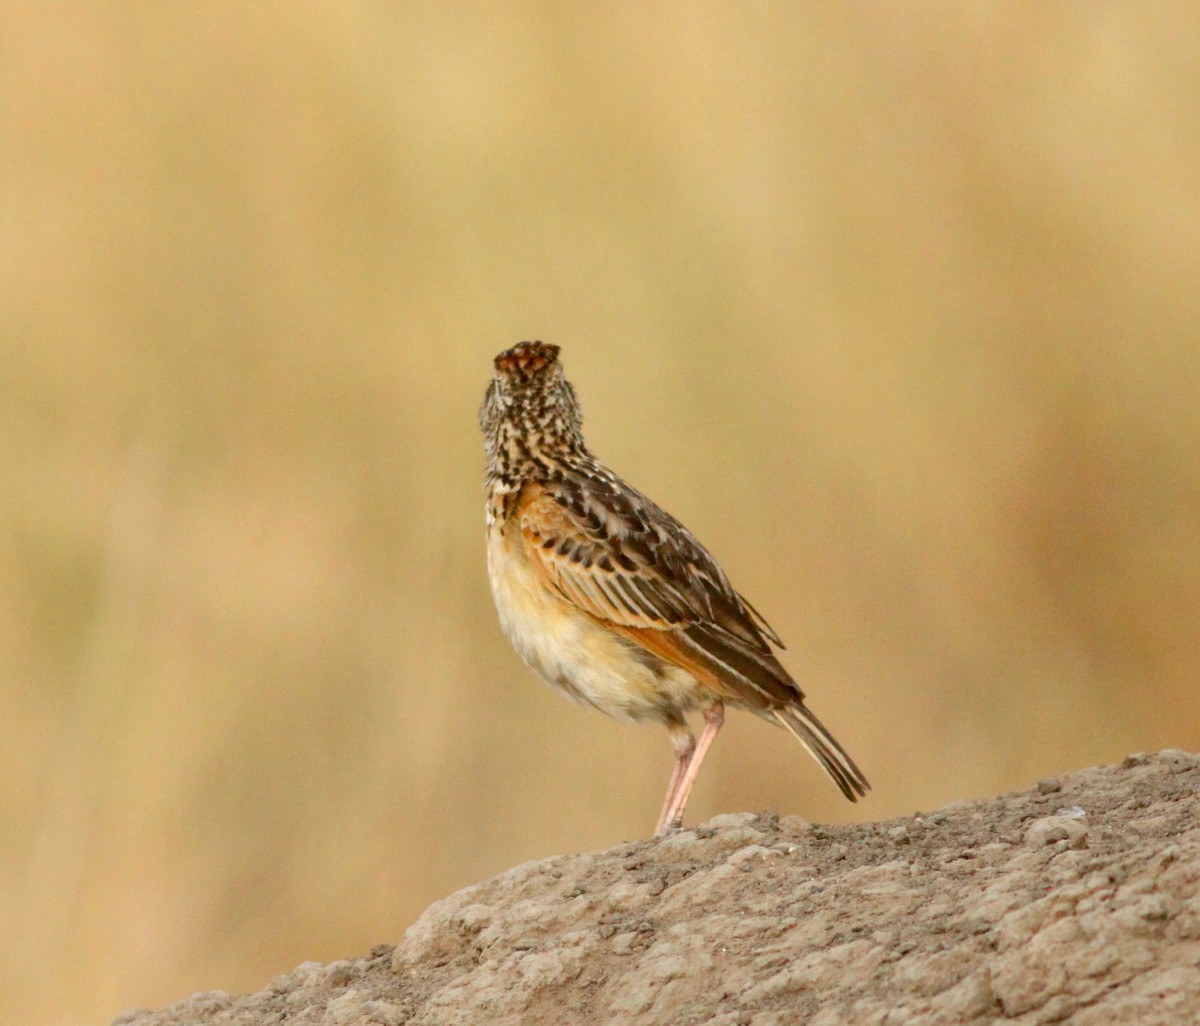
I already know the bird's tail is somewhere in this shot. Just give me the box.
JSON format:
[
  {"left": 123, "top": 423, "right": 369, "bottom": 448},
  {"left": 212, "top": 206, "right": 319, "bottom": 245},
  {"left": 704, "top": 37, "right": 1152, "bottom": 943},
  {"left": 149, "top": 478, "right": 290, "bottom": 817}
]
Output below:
[{"left": 771, "top": 704, "right": 870, "bottom": 802}]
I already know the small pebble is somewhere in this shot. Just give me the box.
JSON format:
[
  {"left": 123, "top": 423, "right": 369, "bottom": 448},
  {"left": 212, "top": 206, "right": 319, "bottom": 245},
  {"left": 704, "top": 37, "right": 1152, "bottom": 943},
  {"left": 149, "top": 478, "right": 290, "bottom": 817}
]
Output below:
[
  {"left": 186, "top": 992, "right": 231, "bottom": 1013},
  {"left": 654, "top": 831, "right": 700, "bottom": 854},
  {"left": 321, "top": 962, "right": 354, "bottom": 990},
  {"left": 1160, "top": 749, "right": 1198, "bottom": 773},
  {"left": 728, "top": 844, "right": 776, "bottom": 869},
  {"left": 702, "top": 811, "right": 762, "bottom": 831},
  {"left": 611, "top": 932, "right": 637, "bottom": 955},
  {"left": 1024, "top": 815, "right": 1088, "bottom": 849}
]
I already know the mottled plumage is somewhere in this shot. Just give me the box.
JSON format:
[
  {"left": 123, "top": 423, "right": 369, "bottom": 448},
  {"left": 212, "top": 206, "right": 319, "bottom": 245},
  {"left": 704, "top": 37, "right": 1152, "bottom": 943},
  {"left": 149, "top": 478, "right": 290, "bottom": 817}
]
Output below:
[{"left": 481, "top": 341, "right": 868, "bottom": 834}]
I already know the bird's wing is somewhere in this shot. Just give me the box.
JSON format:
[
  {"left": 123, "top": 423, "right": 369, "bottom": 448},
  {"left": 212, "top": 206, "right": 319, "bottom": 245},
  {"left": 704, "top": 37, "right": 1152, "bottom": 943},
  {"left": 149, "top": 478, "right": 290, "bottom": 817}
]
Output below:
[
  {"left": 516, "top": 479, "right": 799, "bottom": 708},
  {"left": 515, "top": 479, "right": 770, "bottom": 638}
]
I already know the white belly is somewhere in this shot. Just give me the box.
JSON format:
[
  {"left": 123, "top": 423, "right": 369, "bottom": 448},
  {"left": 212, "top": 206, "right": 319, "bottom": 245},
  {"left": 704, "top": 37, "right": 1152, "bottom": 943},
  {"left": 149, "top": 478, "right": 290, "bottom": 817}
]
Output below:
[{"left": 486, "top": 522, "right": 700, "bottom": 722}]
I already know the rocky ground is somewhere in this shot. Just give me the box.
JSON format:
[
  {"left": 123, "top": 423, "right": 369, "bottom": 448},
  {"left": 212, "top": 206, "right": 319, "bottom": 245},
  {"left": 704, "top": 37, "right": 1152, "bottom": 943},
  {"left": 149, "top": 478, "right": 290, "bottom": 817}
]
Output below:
[{"left": 115, "top": 751, "right": 1200, "bottom": 1025}]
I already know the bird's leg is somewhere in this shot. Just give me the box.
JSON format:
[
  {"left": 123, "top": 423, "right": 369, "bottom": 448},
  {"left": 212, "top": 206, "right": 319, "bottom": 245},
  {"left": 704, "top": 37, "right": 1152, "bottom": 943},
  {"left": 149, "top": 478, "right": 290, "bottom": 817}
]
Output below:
[
  {"left": 655, "top": 719, "right": 696, "bottom": 836},
  {"left": 657, "top": 701, "right": 725, "bottom": 835}
]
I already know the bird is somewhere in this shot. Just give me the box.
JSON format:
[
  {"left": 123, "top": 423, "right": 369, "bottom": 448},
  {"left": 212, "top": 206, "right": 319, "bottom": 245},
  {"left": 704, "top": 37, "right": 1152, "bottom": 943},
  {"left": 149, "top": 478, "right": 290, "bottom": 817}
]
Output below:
[{"left": 479, "top": 341, "right": 868, "bottom": 835}]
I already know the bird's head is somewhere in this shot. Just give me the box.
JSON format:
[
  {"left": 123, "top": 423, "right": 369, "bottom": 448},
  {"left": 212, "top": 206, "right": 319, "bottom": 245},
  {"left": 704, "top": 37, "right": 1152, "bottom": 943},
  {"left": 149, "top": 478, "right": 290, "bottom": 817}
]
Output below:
[{"left": 480, "top": 342, "right": 586, "bottom": 471}]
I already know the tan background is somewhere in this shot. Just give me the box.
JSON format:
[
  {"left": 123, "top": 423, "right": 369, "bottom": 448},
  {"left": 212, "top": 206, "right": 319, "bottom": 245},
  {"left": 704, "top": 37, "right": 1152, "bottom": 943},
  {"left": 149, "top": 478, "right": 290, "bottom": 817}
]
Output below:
[{"left": 4, "top": 5, "right": 1199, "bottom": 1024}]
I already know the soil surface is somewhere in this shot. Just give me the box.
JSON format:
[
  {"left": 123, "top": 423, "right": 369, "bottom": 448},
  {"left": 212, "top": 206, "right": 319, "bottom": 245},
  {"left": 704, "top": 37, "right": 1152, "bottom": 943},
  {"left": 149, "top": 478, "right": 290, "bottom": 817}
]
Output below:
[{"left": 114, "top": 751, "right": 1200, "bottom": 1025}]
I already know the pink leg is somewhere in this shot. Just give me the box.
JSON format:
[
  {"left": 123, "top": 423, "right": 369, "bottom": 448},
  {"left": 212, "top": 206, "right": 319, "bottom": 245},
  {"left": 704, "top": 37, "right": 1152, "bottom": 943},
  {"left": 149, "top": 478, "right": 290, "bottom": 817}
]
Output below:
[
  {"left": 655, "top": 720, "right": 696, "bottom": 835},
  {"left": 657, "top": 702, "right": 725, "bottom": 835}
]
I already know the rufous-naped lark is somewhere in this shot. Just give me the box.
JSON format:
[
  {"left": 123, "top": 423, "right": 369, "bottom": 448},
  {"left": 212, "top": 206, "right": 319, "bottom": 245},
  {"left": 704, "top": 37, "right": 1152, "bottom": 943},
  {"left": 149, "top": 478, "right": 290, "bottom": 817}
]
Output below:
[{"left": 480, "top": 341, "right": 868, "bottom": 835}]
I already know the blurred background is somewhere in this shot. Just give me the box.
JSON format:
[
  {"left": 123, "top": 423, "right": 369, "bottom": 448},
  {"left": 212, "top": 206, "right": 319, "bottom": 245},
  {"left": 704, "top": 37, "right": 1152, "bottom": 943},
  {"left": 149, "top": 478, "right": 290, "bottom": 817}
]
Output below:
[{"left": 3, "top": 3, "right": 1199, "bottom": 1023}]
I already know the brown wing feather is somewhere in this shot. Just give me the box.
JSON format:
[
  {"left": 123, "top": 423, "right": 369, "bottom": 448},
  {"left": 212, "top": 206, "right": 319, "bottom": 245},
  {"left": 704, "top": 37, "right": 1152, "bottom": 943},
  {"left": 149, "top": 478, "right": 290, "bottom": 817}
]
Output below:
[
  {"left": 517, "top": 482, "right": 801, "bottom": 712},
  {"left": 518, "top": 485, "right": 696, "bottom": 630}
]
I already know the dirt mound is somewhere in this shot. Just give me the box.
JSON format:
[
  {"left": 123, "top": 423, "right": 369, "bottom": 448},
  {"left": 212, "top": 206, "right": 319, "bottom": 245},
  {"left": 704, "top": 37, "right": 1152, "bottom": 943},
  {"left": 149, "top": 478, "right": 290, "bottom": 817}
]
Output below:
[{"left": 114, "top": 751, "right": 1200, "bottom": 1025}]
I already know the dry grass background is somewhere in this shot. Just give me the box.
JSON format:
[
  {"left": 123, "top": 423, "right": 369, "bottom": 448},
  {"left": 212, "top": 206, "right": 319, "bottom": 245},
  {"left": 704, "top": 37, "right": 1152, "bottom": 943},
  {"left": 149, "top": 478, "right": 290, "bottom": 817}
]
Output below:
[{"left": 3, "top": 4, "right": 1199, "bottom": 1024}]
